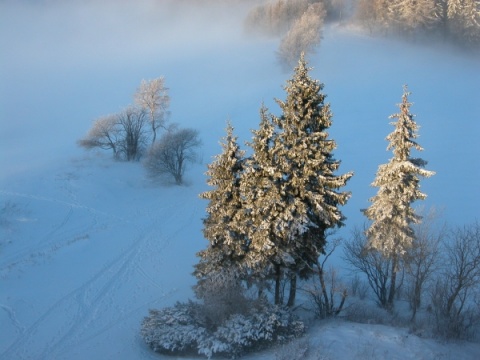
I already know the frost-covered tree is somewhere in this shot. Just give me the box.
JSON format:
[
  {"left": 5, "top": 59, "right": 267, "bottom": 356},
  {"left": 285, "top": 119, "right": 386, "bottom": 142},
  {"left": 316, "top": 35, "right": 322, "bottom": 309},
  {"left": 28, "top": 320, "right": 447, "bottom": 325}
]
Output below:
[
  {"left": 357, "top": 0, "right": 441, "bottom": 35},
  {"left": 363, "top": 86, "right": 435, "bottom": 309},
  {"left": 134, "top": 77, "right": 170, "bottom": 144},
  {"left": 382, "top": 0, "right": 397, "bottom": 29},
  {"left": 79, "top": 107, "right": 148, "bottom": 161},
  {"left": 78, "top": 114, "right": 120, "bottom": 158},
  {"left": 194, "top": 123, "right": 247, "bottom": 284},
  {"left": 277, "top": 3, "right": 326, "bottom": 70},
  {"left": 244, "top": 0, "right": 314, "bottom": 37},
  {"left": 391, "top": 0, "right": 438, "bottom": 34},
  {"left": 449, "top": 0, "right": 480, "bottom": 45},
  {"left": 243, "top": 55, "right": 353, "bottom": 306}
]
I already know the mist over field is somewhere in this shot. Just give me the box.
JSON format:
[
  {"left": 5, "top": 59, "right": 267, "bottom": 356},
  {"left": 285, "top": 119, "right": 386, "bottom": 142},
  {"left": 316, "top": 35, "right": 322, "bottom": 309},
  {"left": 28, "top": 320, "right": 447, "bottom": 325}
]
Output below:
[
  {"left": 1, "top": 0, "right": 479, "bottom": 359},
  {"left": 0, "top": 0, "right": 270, "bottom": 173},
  {"left": 2, "top": 0, "right": 478, "bottom": 225}
]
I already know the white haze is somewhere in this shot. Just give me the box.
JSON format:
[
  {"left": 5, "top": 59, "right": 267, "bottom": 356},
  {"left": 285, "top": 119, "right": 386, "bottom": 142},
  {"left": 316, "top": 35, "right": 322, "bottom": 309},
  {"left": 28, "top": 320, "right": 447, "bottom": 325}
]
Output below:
[
  {"left": 0, "top": 0, "right": 479, "bottom": 358},
  {"left": 0, "top": 0, "right": 274, "bottom": 175}
]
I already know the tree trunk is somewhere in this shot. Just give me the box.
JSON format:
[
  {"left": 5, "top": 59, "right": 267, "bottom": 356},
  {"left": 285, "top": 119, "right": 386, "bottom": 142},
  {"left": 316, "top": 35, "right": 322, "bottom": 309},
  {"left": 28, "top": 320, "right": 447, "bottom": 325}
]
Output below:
[
  {"left": 287, "top": 273, "right": 297, "bottom": 307},
  {"left": 151, "top": 110, "right": 157, "bottom": 145},
  {"left": 410, "top": 280, "right": 421, "bottom": 321},
  {"left": 274, "top": 264, "right": 282, "bottom": 305},
  {"left": 317, "top": 261, "right": 330, "bottom": 313},
  {"left": 387, "top": 255, "right": 398, "bottom": 309}
]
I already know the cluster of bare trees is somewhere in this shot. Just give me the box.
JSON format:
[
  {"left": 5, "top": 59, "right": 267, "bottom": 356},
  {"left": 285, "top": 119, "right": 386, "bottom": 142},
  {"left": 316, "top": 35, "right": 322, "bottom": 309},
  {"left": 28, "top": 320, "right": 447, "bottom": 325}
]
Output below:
[
  {"left": 355, "top": 0, "right": 480, "bottom": 46},
  {"left": 344, "top": 217, "right": 480, "bottom": 339},
  {"left": 78, "top": 77, "right": 201, "bottom": 185}
]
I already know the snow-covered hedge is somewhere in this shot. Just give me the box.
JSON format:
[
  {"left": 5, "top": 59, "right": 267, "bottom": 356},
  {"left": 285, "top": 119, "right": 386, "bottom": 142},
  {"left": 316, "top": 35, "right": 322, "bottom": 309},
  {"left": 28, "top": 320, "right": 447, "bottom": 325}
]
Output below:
[{"left": 141, "top": 300, "right": 305, "bottom": 358}]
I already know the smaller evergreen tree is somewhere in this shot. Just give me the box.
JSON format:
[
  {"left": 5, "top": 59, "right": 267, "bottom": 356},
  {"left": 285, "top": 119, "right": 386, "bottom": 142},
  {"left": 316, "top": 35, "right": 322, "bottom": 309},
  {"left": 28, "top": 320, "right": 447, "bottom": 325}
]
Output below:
[
  {"left": 363, "top": 86, "right": 435, "bottom": 309},
  {"left": 194, "top": 123, "right": 247, "bottom": 288},
  {"left": 240, "top": 105, "right": 286, "bottom": 302}
]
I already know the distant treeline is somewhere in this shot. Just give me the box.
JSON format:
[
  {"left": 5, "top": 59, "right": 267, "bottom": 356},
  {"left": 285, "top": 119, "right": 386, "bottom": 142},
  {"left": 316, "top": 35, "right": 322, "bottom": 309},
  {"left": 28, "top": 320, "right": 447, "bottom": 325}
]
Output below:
[
  {"left": 243, "top": 0, "right": 479, "bottom": 64},
  {"left": 356, "top": 0, "right": 480, "bottom": 46}
]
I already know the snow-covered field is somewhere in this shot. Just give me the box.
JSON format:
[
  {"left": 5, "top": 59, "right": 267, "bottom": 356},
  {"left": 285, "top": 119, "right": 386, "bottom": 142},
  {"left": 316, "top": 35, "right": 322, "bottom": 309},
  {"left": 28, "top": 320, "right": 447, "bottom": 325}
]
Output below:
[{"left": 1, "top": 1, "right": 479, "bottom": 359}]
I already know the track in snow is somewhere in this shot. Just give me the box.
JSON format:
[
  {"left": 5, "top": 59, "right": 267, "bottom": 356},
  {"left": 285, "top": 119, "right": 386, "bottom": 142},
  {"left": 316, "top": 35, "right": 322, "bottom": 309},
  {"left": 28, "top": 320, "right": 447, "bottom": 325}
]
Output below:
[{"left": 0, "top": 164, "right": 202, "bottom": 359}]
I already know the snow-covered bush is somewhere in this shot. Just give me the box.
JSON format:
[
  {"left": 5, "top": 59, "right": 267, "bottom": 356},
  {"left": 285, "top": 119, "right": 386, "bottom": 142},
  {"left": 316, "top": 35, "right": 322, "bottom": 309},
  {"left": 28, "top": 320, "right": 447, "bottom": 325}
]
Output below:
[
  {"left": 141, "top": 300, "right": 305, "bottom": 358},
  {"left": 141, "top": 301, "right": 207, "bottom": 355}
]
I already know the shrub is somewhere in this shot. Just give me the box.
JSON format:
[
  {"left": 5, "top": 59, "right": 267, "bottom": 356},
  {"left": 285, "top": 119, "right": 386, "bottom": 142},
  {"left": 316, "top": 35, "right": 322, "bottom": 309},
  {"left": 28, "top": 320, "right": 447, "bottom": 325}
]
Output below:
[{"left": 141, "top": 300, "right": 305, "bottom": 358}]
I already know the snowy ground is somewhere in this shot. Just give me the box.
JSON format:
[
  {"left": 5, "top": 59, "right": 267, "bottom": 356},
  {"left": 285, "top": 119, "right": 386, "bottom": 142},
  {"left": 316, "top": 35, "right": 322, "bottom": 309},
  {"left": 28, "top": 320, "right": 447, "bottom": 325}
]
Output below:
[
  {"left": 1, "top": 1, "right": 479, "bottom": 359},
  {"left": 2, "top": 155, "right": 480, "bottom": 360},
  {"left": 0, "top": 155, "right": 204, "bottom": 359}
]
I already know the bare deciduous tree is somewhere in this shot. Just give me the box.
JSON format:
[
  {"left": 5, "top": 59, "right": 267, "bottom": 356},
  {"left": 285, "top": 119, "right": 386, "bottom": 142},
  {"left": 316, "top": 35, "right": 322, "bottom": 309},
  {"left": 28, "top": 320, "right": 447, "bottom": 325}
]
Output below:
[
  {"left": 79, "top": 107, "right": 148, "bottom": 161},
  {"left": 134, "top": 77, "right": 170, "bottom": 144},
  {"left": 303, "top": 237, "right": 347, "bottom": 318},
  {"left": 116, "top": 107, "right": 148, "bottom": 161},
  {"left": 405, "top": 208, "right": 443, "bottom": 321},
  {"left": 145, "top": 128, "right": 201, "bottom": 185},
  {"left": 78, "top": 114, "right": 120, "bottom": 158},
  {"left": 343, "top": 227, "right": 405, "bottom": 308}
]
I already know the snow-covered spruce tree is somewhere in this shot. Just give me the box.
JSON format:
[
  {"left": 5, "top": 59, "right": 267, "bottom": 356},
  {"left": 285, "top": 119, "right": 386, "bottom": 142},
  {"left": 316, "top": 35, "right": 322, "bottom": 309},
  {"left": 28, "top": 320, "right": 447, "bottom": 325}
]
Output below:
[
  {"left": 362, "top": 86, "right": 435, "bottom": 309},
  {"left": 240, "top": 105, "right": 286, "bottom": 302},
  {"left": 194, "top": 122, "right": 247, "bottom": 292},
  {"left": 243, "top": 55, "right": 353, "bottom": 307}
]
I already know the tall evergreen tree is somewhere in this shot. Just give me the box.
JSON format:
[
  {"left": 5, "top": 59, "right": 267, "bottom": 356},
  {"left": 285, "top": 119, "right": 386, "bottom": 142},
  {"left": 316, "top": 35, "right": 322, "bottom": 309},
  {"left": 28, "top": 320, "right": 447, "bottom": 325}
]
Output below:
[
  {"left": 243, "top": 55, "right": 353, "bottom": 306},
  {"left": 194, "top": 123, "right": 247, "bottom": 286},
  {"left": 363, "top": 86, "right": 435, "bottom": 309}
]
